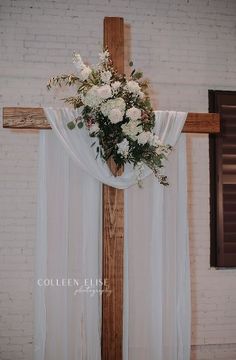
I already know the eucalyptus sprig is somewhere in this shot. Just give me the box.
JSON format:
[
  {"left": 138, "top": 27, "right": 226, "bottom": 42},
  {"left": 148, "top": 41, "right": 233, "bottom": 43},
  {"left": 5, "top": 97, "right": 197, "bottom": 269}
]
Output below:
[{"left": 47, "top": 50, "right": 172, "bottom": 185}]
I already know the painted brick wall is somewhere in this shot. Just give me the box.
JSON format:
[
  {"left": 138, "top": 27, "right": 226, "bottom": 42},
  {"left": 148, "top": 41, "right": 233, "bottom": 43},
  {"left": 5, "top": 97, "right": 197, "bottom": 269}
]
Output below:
[{"left": 0, "top": 0, "right": 236, "bottom": 359}]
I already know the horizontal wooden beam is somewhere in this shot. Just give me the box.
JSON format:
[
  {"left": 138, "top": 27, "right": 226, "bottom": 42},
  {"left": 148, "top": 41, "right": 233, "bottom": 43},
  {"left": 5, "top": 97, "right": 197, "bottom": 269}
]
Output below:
[
  {"left": 3, "top": 107, "right": 50, "bottom": 129},
  {"left": 2, "top": 107, "right": 220, "bottom": 133},
  {"left": 182, "top": 112, "right": 220, "bottom": 133}
]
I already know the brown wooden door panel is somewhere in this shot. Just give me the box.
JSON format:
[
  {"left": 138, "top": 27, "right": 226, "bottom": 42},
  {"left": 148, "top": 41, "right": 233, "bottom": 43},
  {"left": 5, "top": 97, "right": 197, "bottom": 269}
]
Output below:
[{"left": 209, "top": 90, "right": 236, "bottom": 267}]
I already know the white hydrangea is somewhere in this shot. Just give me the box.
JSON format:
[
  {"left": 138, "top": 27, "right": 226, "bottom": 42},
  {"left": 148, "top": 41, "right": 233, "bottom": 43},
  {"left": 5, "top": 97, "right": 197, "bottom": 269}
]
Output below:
[
  {"left": 89, "top": 123, "right": 100, "bottom": 134},
  {"left": 149, "top": 134, "right": 161, "bottom": 147},
  {"left": 100, "top": 98, "right": 126, "bottom": 117},
  {"left": 97, "top": 85, "right": 112, "bottom": 99},
  {"left": 108, "top": 108, "right": 124, "bottom": 124},
  {"left": 111, "top": 81, "right": 121, "bottom": 92},
  {"left": 126, "top": 106, "right": 141, "bottom": 121},
  {"left": 137, "top": 131, "right": 152, "bottom": 145},
  {"left": 83, "top": 86, "right": 102, "bottom": 108},
  {"left": 125, "top": 80, "right": 141, "bottom": 94},
  {"left": 117, "top": 138, "right": 130, "bottom": 158},
  {"left": 79, "top": 66, "right": 92, "bottom": 81},
  {"left": 121, "top": 120, "right": 140, "bottom": 139},
  {"left": 101, "top": 70, "right": 112, "bottom": 84}
]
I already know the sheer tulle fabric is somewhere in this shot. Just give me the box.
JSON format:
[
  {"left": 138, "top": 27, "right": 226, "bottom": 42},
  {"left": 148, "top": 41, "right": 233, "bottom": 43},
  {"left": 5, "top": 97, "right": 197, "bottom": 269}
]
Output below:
[
  {"left": 35, "top": 109, "right": 190, "bottom": 360},
  {"left": 124, "top": 135, "right": 190, "bottom": 360},
  {"left": 35, "top": 133, "right": 102, "bottom": 360},
  {"left": 43, "top": 108, "right": 187, "bottom": 189}
]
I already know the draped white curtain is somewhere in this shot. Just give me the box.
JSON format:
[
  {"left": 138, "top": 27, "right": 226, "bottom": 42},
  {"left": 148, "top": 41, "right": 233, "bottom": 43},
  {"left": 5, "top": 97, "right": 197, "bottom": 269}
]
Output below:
[
  {"left": 43, "top": 108, "right": 186, "bottom": 189},
  {"left": 35, "top": 109, "right": 190, "bottom": 360},
  {"left": 35, "top": 132, "right": 102, "bottom": 360},
  {"left": 124, "top": 135, "right": 190, "bottom": 360}
]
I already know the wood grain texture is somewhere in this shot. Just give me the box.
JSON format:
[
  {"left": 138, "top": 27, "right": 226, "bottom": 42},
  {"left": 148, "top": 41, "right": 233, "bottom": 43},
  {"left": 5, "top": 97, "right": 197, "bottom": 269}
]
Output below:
[
  {"left": 3, "top": 108, "right": 220, "bottom": 133},
  {"left": 3, "top": 107, "right": 51, "bottom": 129},
  {"left": 104, "top": 17, "right": 124, "bottom": 75},
  {"left": 102, "top": 17, "right": 124, "bottom": 360},
  {"left": 182, "top": 112, "right": 220, "bottom": 133},
  {"left": 102, "top": 185, "right": 124, "bottom": 360}
]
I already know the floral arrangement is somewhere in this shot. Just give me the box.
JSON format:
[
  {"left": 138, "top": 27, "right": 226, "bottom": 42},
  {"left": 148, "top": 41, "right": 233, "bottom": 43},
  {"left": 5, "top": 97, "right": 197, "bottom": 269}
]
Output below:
[{"left": 47, "top": 50, "right": 172, "bottom": 185}]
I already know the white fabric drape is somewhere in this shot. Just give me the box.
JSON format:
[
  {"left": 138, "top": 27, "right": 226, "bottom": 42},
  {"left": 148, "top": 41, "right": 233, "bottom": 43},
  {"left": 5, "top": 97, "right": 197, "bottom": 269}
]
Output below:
[
  {"left": 123, "top": 135, "right": 190, "bottom": 360},
  {"left": 35, "top": 131, "right": 102, "bottom": 360},
  {"left": 35, "top": 109, "right": 190, "bottom": 360},
  {"left": 43, "top": 108, "right": 187, "bottom": 188}
]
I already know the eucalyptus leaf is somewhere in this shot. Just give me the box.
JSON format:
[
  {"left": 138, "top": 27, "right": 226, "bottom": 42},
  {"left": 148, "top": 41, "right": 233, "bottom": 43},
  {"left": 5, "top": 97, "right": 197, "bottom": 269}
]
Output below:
[
  {"left": 133, "top": 71, "right": 143, "bottom": 80},
  {"left": 67, "top": 121, "right": 76, "bottom": 130},
  {"left": 77, "top": 122, "right": 84, "bottom": 129}
]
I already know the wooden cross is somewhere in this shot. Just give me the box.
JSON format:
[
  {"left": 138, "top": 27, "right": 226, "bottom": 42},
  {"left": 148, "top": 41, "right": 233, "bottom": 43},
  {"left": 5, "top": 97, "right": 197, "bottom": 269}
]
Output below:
[{"left": 2, "top": 17, "right": 220, "bottom": 360}]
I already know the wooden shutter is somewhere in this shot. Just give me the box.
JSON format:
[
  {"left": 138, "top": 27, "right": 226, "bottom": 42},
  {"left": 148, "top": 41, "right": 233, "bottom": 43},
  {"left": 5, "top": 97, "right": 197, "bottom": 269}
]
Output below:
[{"left": 209, "top": 91, "right": 236, "bottom": 267}]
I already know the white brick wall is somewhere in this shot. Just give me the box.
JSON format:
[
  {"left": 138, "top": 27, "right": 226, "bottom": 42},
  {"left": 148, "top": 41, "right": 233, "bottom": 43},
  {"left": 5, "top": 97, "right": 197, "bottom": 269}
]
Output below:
[{"left": 0, "top": 0, "right": 236, "bottom": 359}]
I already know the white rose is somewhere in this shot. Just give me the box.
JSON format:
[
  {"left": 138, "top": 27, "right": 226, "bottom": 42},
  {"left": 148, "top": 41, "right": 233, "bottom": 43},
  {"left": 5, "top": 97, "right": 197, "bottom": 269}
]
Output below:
[
  {"left": 101, "top": 71, "right": 112, "bottom": 84},
  {"left": 126, "top": 107, "right": 141, "bottom": 121},
  {"left": 100, "top": 101, "right": 111, "bottom": 117},
  {"left": 89, "top": 123, "right": 100, "bottom": 134},
  {"left": 125, "top": 80, "right": 141, "bottom": 94},
  {"left": 137, "top": 131, "right": 152, "bottom": 145},
  {"left": 111, "top": 81, "right": 121, "bottom": 92},
  {"left": 117, "top": 138, "right": 130, "bottom": 158},
  {"left": 122, "top": 120, "right": 140, "bottom": 139},
  {"left": 108, "top": 108, "right": 124, "bottom": 124},
  {"left": 97, "top": 85, "right": 112, "bottom": 99},
  {"left": 79, "top": 66, "right": 92, "bottom": 81}
]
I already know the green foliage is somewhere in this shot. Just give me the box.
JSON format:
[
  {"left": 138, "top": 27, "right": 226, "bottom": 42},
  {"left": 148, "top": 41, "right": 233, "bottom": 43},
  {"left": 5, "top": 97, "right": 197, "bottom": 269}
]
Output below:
[
  {"left": 132, "top": 71, "right": 143, "bottom": 80},
  {"left": 67, "top": 121, "right": 76, "bottom": 130},
  {"left": 47, "top": 50, "right": 172, "bottom": 186},
  {"left": 77, "top": 122, "right": 83, "bottom": 129},
  {"left": 47, "top": 74, "right": 81, "bottom": 90}
]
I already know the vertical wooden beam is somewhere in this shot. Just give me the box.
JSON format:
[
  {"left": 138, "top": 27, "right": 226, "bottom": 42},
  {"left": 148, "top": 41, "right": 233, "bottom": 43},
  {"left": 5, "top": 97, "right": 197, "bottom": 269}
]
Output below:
[
  {"left": 104, "top": 17, "right": 124, "bottom": 76},
  {"left": 102, "top": 17, "right": 124, "bottom": 360}
]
